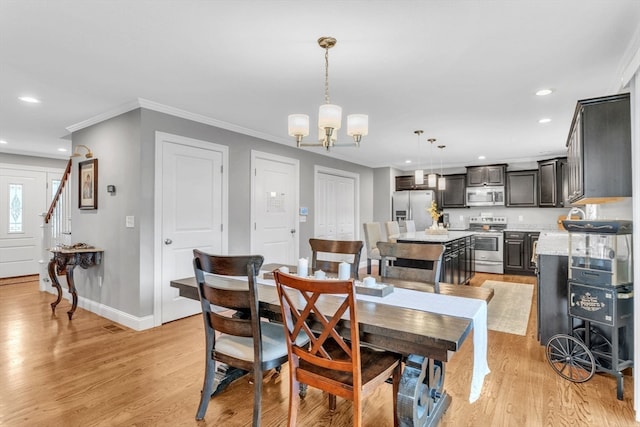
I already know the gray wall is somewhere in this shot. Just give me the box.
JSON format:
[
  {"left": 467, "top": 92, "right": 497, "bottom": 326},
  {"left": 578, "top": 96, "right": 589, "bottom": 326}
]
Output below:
[
  {"left": 71, "top": 110, "right": 143, "bottom": 315},
  {"left": 71, "top": 108, "right": 375, "bottom": 318},
  {"left": 0, "top": 153, "right": 67, "bottom": 169}
]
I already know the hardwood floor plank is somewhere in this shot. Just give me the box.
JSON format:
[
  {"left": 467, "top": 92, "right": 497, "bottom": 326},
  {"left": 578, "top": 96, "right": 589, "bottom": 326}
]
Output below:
[{"left": 0, "top": 272, "right": 636, "bottom": 426}]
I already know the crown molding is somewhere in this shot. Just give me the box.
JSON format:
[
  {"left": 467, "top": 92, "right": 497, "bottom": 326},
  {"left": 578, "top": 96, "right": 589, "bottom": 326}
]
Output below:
[{"left": 66, "top": 98, "right": 290, "bottom": 146}]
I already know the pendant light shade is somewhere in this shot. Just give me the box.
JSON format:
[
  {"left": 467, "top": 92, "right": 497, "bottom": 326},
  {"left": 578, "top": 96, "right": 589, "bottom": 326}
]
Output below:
[{"left": 427, "top": 173, "right": 437, "bottom": 188}]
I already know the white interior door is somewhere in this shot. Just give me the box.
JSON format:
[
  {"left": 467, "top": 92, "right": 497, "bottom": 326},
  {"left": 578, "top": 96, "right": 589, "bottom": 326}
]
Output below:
[
  {"left": 158, "top": 133, "right": 227, "bottom": 323},
  {"left": 251, "top": 151, "right": 299, "bottom": 265},
  {"left": 314, "top": 166, "right": 359, "bottom": 241},
  {"left": 0, "top": 168, "right": 47, "bottom": 278}
]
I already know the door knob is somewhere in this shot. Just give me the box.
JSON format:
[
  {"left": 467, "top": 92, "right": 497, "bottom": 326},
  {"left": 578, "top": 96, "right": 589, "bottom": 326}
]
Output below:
[
  {"left": 164, "top": 238, "right": 173, "bottom": 245},
  {"left": 290, "top": 229, "right": 296, "bottom": 235}
]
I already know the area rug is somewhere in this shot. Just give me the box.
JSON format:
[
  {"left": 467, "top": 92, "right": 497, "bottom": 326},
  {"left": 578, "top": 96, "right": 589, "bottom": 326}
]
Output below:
[{"left": 480, "top": 280, "right": 534, "bottom": 336}]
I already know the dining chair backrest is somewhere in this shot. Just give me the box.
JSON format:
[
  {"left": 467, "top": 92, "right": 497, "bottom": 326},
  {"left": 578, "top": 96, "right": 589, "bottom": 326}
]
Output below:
[
  {"left": 377, "top": 242, "right": 445, "bottom": 293},
  {"left": 404, "top": 220, "right": 416, "bottom": 233},
  {"left": 193, "top": 249, "right": 290, "bottom": 424},
  {"left": 309, "top": 238, "right": 363, "bottom": 280},
  {"left": 272, "top": 270, "right": 401, "bottom": 426},
  {"left": 362, "top": 223, "right": 384, "bottom": 274},
  {"left": 385, "top": 221, "right": 400, "bottom": 240}
]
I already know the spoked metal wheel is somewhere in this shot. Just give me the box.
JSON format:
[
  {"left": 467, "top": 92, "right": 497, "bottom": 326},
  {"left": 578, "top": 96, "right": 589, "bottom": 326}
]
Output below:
[
  {"left": 546, "top": 334, "right": 596, "bottom": 382},
  {"left": 572, "top": 327, "right": 613, "bottom": 370}
]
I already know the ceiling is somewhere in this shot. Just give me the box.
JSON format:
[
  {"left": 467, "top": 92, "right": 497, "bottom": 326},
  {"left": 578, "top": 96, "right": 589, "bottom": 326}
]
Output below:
[{"left": 1, "top": 1, "right": 639, "bottom": 171}]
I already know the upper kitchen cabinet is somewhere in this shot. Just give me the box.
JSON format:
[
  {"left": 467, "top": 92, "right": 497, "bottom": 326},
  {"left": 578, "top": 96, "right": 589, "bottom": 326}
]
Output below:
[
  {"left": 466, "top": 164, "right": 507, "bottom": 187},
  {"left": 439, "top": 174, "right": 466, "bottom": 208},
  {"left": 566, "top": 93, "right": 631, "bottom": 204},
  {"left": 396, "top": 175, "right": 428, "bottom": 191},
  {"left": 538, "top": 157, "right": 567, "bottom": 208},
  {"left": 506, "top": 170, "right": 538, "bottom": 207}
]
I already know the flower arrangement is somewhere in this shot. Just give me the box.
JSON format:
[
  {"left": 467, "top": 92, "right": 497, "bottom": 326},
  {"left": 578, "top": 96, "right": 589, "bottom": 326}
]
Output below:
[{"left": 427, "top": 200, "right": 442, "bottom": 222}]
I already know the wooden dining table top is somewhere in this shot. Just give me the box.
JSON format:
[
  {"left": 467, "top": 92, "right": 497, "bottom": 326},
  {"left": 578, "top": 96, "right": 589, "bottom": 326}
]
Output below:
[{"left": 170, "top": 264, "right": 490, "bottom": 362}]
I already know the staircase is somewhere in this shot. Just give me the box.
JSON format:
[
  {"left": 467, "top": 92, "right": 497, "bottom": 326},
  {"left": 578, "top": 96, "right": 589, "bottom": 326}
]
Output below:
[{"left": 43, "top": 158, "right": 73, "bottom": 250}]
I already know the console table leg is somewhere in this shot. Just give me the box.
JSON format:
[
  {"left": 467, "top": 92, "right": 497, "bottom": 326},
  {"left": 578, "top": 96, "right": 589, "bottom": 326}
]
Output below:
[
  {"left": 48, "top": 259, "right": 63, "bottom": 313},
  {"left": 66, "top": 267, "right": 78, "bottom": 320}
]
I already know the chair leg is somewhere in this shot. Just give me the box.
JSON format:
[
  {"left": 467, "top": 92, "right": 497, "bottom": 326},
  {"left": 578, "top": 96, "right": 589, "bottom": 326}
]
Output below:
[
  {"left": 288, "top": 362, "right": 301, "bottom": 427},
  {"left": 392, "top": 361, "right": 402, "bottom": 427},
  {"left": 195, "top": 355, "right": 216, "bottom": 420},
  {"left": 328, "top": 393, "right": 337, "bottom": 411},
  {"left": 252, "top": 365, "right": 263, "bottom": 427},
  {"left": 367, "top": 258, "right": 372, "bottom": 274}
]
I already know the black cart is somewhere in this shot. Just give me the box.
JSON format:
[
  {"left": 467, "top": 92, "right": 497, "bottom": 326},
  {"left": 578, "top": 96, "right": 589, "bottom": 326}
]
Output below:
[{"left": 545, "top": 220, "right": 633, "bottom": 400}]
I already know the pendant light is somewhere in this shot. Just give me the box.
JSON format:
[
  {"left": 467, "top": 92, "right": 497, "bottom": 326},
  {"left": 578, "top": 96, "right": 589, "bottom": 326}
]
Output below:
[
  {"left": 427, "top": 138, "right": 437, "bottom": 187},
  {"left": 414, "top": 130, "right": 424, "bottom": 185},
  {"left": 437, "top": 145, "right": 446, "bottom": 190}
]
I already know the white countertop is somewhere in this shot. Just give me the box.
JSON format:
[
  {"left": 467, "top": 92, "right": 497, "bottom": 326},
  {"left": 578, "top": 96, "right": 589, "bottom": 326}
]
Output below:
[
  {"left": 535, "top": 230, "right": 569, "bottom": 256},
  {"left": 392, "top": 230, "right": 476, "bottom": 243}
]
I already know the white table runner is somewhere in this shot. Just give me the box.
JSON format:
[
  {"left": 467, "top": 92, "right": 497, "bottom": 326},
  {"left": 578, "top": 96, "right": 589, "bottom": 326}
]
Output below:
[{"left": 256, "top": 273, "right": 489, "bottom": 403}]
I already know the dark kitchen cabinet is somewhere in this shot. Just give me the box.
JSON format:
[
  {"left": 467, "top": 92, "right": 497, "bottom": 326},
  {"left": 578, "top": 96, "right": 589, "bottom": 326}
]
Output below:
[
  {"left": 538, "top": 157, "right": 567, "bottom": 208},
  {"left": 395, "top": 175, "right": 429, "bottom": 191},
  {"left": 439, "top": 236, "right": 474, "bottom": 285},
  {"left": 466, "top": 165, "right": 506, "bottom": 187},
  {"left": 566, "top": 93, "right": 631, "bottom": 204},
  {"left": 506, "top": 170, "right": 538, "bottom": 207},
  {"left": 504, "top": 231, "right": 539, "bottom": 275},
  {"left": 439, "top": 174, "right": 466, "bottom": 208}
]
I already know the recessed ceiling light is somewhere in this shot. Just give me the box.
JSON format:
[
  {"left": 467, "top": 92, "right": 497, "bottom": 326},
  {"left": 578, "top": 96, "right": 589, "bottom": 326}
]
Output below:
[
  {"left": 19, "top": 96, "right": 41, "bottom": 103},
  {"left": 478, "top": 155, "right": 486, "bottom": 160},
  {"left": 535, "top": 89, "right": 553, "bottom": 96},
  {"left": 538, "top": 118, "right": 552, "bottom": 124},
  {"left": 57, "top": 148, "right": 67, "bottom": 152},
  {"left": 405, "top": 160, "right": 412, "bottom": 164},
  {"left": 0, "top": 140, "right": 7, "bottom": 144}
]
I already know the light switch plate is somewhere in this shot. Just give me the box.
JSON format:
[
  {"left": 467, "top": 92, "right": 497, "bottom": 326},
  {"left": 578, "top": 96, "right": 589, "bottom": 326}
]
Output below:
[{"left": 126, "top": 216, "right": 135, "bottom": 228}]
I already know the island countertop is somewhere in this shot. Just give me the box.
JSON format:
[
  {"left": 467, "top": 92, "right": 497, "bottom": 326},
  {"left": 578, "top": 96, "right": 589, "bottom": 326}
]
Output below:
[{"left": 392, "top": 230, "right": 476, "bottom": 243}]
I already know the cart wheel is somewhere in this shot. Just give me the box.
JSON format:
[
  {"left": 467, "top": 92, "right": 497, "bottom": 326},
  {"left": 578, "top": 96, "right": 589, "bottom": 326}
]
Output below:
[
  {"left": 546, "top": 334, "right": 595, "bottom": 383},
  {"left": 572, "top": 327, "right": 613, "bottom": 370}
]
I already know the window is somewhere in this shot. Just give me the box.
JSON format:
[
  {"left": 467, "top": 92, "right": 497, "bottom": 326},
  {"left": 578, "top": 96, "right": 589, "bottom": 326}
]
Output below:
[{"left": 9, "top": 184, "right": 23, "bottom": 233}]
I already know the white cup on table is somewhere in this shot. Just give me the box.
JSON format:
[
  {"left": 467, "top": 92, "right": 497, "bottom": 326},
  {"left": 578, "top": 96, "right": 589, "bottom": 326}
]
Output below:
[
  {"left": 314, "top": 270, "right": 326, "bottom": 279},
  {"left": 338, "top": 262, "right": 350, "bottom": 280},
  {"left": 363, "top": 276, "right": 376, "bottom": 287}
]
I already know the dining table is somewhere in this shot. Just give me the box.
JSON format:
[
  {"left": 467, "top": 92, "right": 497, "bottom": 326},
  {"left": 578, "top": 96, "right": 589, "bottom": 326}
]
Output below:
[{"left": 170, "top": 263, "right": 492, "bottom": 427}]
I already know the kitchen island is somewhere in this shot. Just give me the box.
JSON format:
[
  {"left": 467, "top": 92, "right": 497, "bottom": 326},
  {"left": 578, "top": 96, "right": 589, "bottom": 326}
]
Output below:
[
  {"left": 535, "top": 231, "right": 570, "bottom": 343},
  {"left": 391, "top": 231, "right": 476, "bottom": 285}
]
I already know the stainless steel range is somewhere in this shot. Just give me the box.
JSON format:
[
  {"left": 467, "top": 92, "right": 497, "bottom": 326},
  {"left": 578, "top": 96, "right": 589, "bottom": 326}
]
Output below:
[{"left": 468, "top": 216, "right": 507, "bottom": 274}]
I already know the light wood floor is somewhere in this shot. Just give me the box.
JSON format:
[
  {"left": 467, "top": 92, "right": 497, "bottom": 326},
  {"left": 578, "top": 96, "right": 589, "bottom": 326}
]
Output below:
[{"left": 0, "top": 272, "right": 636, "bottom": 426}]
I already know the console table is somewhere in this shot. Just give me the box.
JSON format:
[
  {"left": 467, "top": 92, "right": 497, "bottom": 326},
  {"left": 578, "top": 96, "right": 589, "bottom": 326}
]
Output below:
[{"left": 48, "top": 247, "right": 103, "bottom": 319}]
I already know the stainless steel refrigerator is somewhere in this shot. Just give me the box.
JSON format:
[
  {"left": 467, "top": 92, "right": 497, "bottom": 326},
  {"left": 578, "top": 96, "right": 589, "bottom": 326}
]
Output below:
[{"left": 392, "top": 190, "right": 435, "bottom": 231}]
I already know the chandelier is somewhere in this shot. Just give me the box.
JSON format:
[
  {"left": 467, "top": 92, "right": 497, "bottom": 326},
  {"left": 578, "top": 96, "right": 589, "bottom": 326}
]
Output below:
[{"left": 288, "top": 37, "right": 368, "bottom": 150}]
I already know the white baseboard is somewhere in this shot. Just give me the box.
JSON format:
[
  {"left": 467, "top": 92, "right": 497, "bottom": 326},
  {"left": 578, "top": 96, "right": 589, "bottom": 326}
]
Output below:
[{"left": 41, "top": 286, "right": 155, "bottom": 331}]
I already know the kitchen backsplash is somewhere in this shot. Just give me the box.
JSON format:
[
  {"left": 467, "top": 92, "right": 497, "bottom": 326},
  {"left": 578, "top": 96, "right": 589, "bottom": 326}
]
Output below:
[{"left": 444, "top": 198, "right": 632, "bottom": 230}]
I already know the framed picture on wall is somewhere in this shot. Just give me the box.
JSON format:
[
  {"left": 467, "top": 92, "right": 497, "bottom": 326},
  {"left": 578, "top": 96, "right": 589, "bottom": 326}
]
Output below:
[{"left": 79, "top": 159, "right": 98, "bottom": 209}]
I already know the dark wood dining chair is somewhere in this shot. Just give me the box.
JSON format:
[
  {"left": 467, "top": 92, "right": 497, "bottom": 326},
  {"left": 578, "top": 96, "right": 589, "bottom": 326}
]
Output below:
[
  {"left": 308, "top": 238, "right": 363, "bottom": 280},
  {"left": 377, "top": 241, "right": 445, "bottom": 293},
  {"left": 272, "top": 270, "right": 402, "bottom": 427},
  {"left": 193, "top": 250, "right": 298, "bottom": 425}
]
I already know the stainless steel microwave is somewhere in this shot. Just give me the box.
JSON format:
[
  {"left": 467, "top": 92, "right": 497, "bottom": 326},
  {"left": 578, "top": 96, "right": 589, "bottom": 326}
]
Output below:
[{"left": 465, "top": 186, "right": 505, "bottom": 206}]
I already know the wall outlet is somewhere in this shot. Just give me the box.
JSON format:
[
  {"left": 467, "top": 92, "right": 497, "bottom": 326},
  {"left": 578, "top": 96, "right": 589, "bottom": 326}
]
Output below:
[
  {"left": 459, "top": 215, "right": 464, "bottom": 221},
  {"left": 518, "top": 215, "right": 524, "bottom": 222},
  {"left": 126, "top": 216, "right": 135, "bottom": 228}
]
